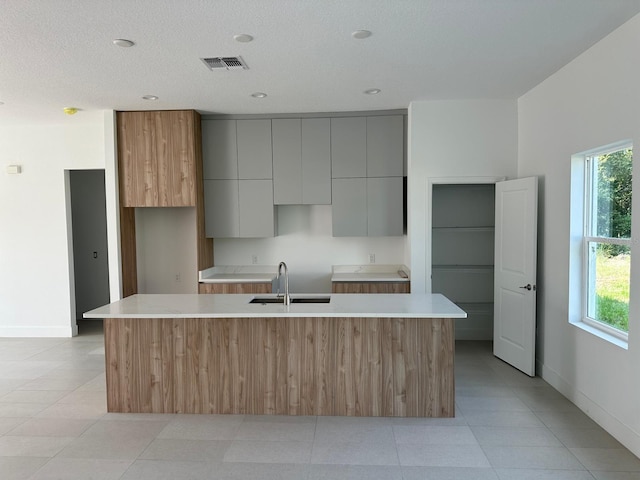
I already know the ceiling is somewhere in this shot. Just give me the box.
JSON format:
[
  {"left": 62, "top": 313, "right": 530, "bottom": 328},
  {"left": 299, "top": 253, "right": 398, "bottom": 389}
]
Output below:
[{"left": 2, "top": 0, "right": 640, "bottom": 125}]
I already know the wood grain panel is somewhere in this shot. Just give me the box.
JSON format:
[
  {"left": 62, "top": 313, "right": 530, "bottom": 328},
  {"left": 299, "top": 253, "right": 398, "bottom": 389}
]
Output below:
[
  {"left": 117, "top": 110, "right": 207, "bottom": 295},
  {"left": 193, "top": 112, "right": 214, "bottom": 271},
  {"left": 119, "top": 207, "right": 137, "bottom": 297},
  {"left": 198, "top": 283, "right": 272, "bottom": 294},
  {"left": 103, "top": 316, "right": 454, "bottom": 417},
  {"left": 117, "top": 111, "right": 157, "bottom": 207},
  {"left": 169, "top": 111, "right": 196, "bottom": 206},
  {"left": 153, "top": 111, "right": 172, "bottom": 207},
  {"left": 332, "top": 282, "right": 410, "bottom": 294}
]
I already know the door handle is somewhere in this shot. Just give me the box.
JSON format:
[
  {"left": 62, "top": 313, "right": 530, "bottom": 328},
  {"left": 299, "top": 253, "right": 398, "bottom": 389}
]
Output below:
[{"left": 519, "top": 284, "right": 536, "bottom": 291}]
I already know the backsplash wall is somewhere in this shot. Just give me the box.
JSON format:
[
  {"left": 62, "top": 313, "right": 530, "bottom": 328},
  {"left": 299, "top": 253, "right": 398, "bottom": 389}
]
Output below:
[{"left": 214, "top": 205, "right": 406, "bottom": 293}]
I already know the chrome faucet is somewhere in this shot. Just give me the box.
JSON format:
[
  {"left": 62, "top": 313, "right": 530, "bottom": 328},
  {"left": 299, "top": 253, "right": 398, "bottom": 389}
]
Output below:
[{"left": 277, "top": 261, "right": 290, "bottom": 306}]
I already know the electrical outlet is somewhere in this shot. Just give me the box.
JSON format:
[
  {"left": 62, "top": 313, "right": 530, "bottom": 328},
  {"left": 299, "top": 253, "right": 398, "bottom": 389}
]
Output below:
[
  {"left": 175, "top": 273, "right": 181, "bottom": 282},
  {"left": 251, "top": 254, "right": 258, "bottom": 265},
  {"left": 369, "top": 253, "right": 375, "bottom": 264}
]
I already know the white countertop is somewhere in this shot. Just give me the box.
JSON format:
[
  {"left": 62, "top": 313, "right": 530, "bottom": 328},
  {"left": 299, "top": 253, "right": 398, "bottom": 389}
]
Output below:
[
  {"left": 331, "top": 264, "right": 410, "bottom": 282},
  {"left": 84, "top": 293, "right": 466, "bottom": 319},
  {"left": 199, "top": 265, "right": 278, "bottom": 284}
]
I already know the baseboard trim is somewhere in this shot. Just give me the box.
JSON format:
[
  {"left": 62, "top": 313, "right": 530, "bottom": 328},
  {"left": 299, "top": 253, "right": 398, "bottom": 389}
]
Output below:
[
  {"left": 540, "top": 362, "right": 640, "bottom": 458},
  {"left": 0, "top": 326, "right": 75, "bottom": 337}
]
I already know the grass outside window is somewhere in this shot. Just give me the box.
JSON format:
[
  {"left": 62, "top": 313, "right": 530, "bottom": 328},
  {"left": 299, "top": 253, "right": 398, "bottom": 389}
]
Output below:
[{"left": 593, "top": 248, "right": 630, "bottom": 332}]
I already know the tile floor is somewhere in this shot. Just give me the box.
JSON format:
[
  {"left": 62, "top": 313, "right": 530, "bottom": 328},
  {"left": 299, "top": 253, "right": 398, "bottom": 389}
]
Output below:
[{"left": 0, "top": 320, "right": 639, "bottom": 479}]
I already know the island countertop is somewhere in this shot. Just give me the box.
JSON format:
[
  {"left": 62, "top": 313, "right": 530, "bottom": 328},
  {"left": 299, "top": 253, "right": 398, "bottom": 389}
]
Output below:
[{"left": 84, "top": 293, "right": 466, "bottom": 319}]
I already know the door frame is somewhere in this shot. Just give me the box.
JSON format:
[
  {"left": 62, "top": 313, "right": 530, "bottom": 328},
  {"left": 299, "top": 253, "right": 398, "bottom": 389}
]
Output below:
[{"left": 425, "top": 176, "right": 505, "bottom": 294}]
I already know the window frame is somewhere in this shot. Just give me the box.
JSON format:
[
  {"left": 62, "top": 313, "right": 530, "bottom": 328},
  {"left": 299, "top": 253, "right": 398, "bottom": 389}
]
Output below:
[{"left": 580, "top": 144, "right": 632, "bottom": 342}]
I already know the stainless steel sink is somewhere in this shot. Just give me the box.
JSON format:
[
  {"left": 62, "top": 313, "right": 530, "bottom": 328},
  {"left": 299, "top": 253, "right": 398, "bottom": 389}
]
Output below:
[{"left": 249, "top": 296, "right": 331, "bottom": 305}]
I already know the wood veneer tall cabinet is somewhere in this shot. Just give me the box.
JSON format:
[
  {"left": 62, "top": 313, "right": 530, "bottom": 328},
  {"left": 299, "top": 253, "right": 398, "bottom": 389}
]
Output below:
[{"left": 117, "top": 110, "right": 213, "bottom": 296}]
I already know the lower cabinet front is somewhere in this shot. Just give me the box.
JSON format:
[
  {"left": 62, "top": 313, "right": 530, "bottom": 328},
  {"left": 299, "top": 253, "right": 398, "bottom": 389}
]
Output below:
[
  {"left": 104, "top": 316, "right": 454, "bottom": 417},
  {"left": 332, "top": 281, "right": 410, "bottom": 294},
  {"left": 198, "top": 282, "right": 272, "bottom": 294}
]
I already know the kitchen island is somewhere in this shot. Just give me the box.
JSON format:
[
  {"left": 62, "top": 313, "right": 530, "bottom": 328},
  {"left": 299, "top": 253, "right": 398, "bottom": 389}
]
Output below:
[{"left": 85, "top": 293, "right": 465, "bottom": 417}]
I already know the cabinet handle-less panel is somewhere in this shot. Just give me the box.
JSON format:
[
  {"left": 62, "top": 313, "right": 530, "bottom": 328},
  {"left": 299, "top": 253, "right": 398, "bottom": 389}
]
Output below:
[
  {"left": 239, "top": 179, "right": 275, "bottom": 237},
  {"left": 117, "top": 111, "right": 197, "bottom": 207},
  {"left": 202, "top": 119, "right": 238, "bottom": 180},
  {"left": 117, "top": 112, "right": 157, "bottom": 207},
  {"left": 203, "top": 180, "right": 239, "bottom": 237},
  {"left": 272, "top": 119, "right": 302, "bottom": 204},
  {"left": 237, "top": 120, "right": 273, "bottom": 180},
  {"left": 167, "top": 111, "right": 198, "bottom": 207},
  {"left": 332, "top": 178, "right": 367, "bottom": 236},
  {"left": 366, "top": 115, "right": 404, "bottom": 178},
  {"left": 199, "top": 282, "right": 272, "bottom": 294},
  {"left": 302, "top": 118, "right": 331, "bottom": 204},
  {"left": 331, "top": 117, "right": 366, "bottom": 178},
  {"left": 367, "top": 177, "right": 404, "bottom": 236}
]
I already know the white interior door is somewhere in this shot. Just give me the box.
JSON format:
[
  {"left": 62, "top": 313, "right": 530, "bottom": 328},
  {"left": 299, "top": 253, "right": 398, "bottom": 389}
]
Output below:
[{"left": 493, "top": 177, "right": 538, "bottom": 376}]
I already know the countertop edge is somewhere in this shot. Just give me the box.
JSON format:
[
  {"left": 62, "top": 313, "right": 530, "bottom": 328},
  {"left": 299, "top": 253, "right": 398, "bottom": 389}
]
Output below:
[{"left": 83, "top": 293, "right": 466, "bottom": 319}]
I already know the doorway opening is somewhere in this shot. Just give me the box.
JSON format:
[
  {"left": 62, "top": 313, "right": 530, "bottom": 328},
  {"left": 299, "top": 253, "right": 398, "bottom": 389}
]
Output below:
[
  {"left": 68, "top": 169, "right": 110, "bottom": 336},
  {"left": 431, "top": 183, "right": 495, "bottom": 340}
]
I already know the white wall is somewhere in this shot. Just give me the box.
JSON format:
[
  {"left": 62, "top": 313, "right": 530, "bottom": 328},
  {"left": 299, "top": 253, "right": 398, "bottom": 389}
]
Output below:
[
  {"left": 214, "top": 205, "right": 406, "bottom": 293},
  {"left": 518, "top": 14, "right": 640, "bottom": 456},
  {"left": 407, "top": 99, "right": 518, "bottom": 293},
  {"left": 0, "top": 111, "right": 110, "bottom": 336}
]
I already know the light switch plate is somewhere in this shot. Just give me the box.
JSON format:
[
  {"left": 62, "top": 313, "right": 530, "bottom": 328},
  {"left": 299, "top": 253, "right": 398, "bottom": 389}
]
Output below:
[{"left": 6, "top": 165, "right": 21, "bottom": 174}]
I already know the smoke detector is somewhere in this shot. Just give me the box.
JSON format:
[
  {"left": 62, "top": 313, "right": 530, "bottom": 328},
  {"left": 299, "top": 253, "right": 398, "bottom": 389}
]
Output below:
[{"left": 201, "top": 56, "right": 248, "bottom": 71}]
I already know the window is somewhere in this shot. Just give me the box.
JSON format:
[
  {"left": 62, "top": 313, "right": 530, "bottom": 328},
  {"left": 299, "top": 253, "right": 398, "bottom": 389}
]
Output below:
[{"left": 583, "top": 145, "right": 632, "bottom": 338}]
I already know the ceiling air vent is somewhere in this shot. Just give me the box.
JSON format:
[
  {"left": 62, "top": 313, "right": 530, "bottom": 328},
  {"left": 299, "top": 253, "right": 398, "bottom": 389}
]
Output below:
[{"left": 201, "top": 56, "right": 248, "bottom": 71}]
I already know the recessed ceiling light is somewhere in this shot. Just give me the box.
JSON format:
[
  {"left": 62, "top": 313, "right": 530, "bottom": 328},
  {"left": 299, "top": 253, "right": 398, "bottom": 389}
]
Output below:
[
  {"left": 113, "top": 39, "right": 135, "bottom": 48},
  {"left": 142, "top": 95, "right": 159, "bottom": 100},
  {"left": 364, "top": 88, "right": 381, "bottom": 95},
  {"left": 352, "top": 30, "right": 372, "bottom": 39},
  {"left": 251, "top": 92, "right": 267, "bottom": 98},
  {"left": 234, "top": 34, "right": 254, "bottom": 43}
]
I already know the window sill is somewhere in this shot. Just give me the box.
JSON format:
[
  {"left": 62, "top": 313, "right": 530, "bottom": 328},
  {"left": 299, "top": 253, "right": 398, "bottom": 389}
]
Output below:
[{"left": 570, "top": 320, "right": 628, "bottom": 350}]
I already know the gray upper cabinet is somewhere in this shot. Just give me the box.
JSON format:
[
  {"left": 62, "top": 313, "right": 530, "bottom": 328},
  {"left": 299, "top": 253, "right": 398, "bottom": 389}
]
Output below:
[
  {"left": 332, "top": 177, "right": 403, "bottom": 237},
  {"left": 201, "top": 112, "right": 404, "bottom": 238},
  {"left": 202, "top": 120, "right": 238, "bottom": 180},
  {"left": 331, "top": 117, "right": 366, "bottom": 178},
  {"left": 332, "top": 178, "right": 367, "bottom": 237},
  {"left": 239, "top": 179, "right": 275, "bottom": 237},
  {"left": 367, "top": 177, "right": 403, "bottom": 236},
  {"left": 302, "top": 118, "right": 331, "bottom": 204},
  {"left": 272, "top": 118, "right": 331, "bottom": 205},
  {"left": 366, "top": 115, "right": 404, "bottom": 177},
  {"left": 237, "top": 119, "right": 273, "bottom": 180},
  {"left": 204, "top": 179, "right": 275, "bottom": 238},
  {"left": 272, "top": 119, "right": 302, "bottom": 204},
  {"left": 203, "top": 180, "right": 239, "bottom": 237}
]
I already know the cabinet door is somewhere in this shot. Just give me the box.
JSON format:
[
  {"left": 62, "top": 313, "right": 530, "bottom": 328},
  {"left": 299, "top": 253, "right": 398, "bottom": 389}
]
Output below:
[
  {"left": 162, "top": 110, "right": 197, "bottom": 207},
  {"left": 366, "top": 115, "right": 404, "bottom": 178},
  {"left": 367, "top": 177, "right": 403, "bottom": 236},
  {"left": 302, "top": 118, "right": 331, "bottom": 204},
  {"left": 331, "top": 117, "right": 366, "bottom": 178},
  {"left": 272, "top": 119, "right": 302, "bottom": 204},
  {"left": 117, "top": 111, "right": 157, "bottom": 207},
  {"left": 237, "top": 120, "right": 273, "bottom": 179},
  {"left": 203, "top": 180, "right": 239, "bottom": 237},
  {"left": 202, "top": 119, "right": 238, "bottom": 180},
  {"left": 239, "top": 179, "right": 275, "bottom": 237},
  {"left": 199, "top": 282, "right": 272, "bottom": 294},
  {"left": 332, "top": 178, "right": 367, "bottom": 236},
  {"left": 117, "top": 110, "right": 197, "bottom": 207}
]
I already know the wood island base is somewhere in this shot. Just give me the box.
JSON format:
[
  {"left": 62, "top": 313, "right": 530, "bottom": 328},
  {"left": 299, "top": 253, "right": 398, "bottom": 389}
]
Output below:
[{"left": 104, "top": 316, "right": 454, "bottom": 417}]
